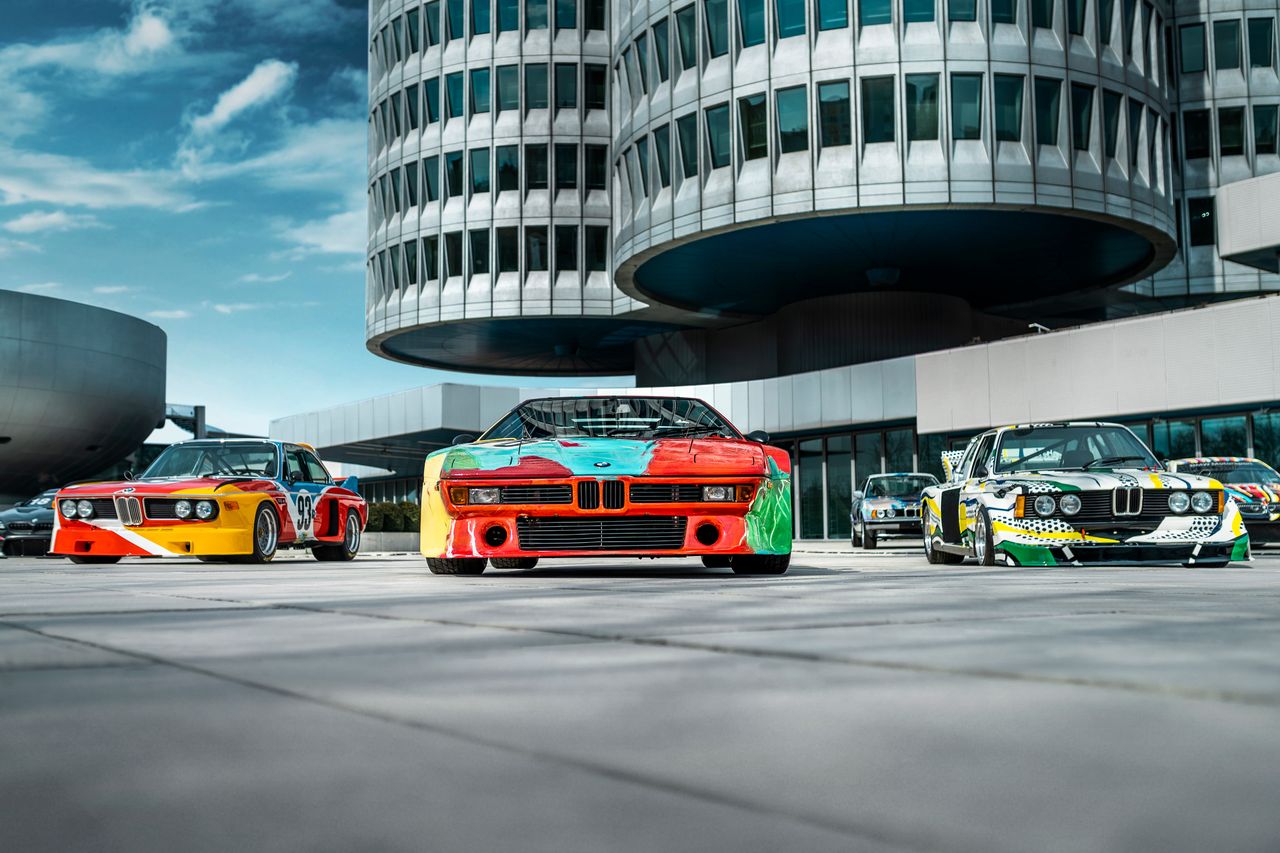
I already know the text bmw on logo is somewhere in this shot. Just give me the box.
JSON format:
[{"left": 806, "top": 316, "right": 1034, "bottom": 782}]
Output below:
[{"left": 594, "top": 462, "right": 611, "bottom": 468}]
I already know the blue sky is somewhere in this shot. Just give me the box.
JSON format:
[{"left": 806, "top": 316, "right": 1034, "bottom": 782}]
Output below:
[{"left": 0, "top": 0, "right": 622, "bottom": 437}]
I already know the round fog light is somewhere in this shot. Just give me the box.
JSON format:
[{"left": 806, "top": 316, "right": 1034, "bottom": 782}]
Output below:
[
  {"left": 483, "top": 525, "right": 507, "bottom": 547},
  {"left": 1059, "top": 494, "right": 1082, "bottom": 516},
  {"left": 1034, "top": 495, "right": 1056, "bottom": 517},
  {"left": 1168, "top": 492, "right": 1190, "bottom": 514},
  {"left": 75, "top": 500, "right": 94, "bottom": 519},
  {"left": 695, "top": 523, "right": 720, "bottom": 546},
  {"left": 174, "top": 500, "right": 192, "bottom": 519},
  {"left": 194, "top": 500, "right": 216, "bottom": 520},
  {"left": 61, "top": 499, "right": 78, "bottom": 518},
  {"left": 1191, "top": 491, "right": 1214, "bottom": 513}
]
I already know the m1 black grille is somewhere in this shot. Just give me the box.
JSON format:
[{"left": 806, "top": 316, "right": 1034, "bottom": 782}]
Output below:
[
  {"left": 89, "top": 498, "right": 118, "bottom": 519},
  {"left": 578, "top": 481, "right": 599, "bottom": 510},
  {"left": 516, "top": 516, "right": 688, "bottom": 551},
  {"left": 630, "top": 483, "right": 703, "bottom": 503},
  {"left": 602, "top": 480, "right": 625, "bottom": 509},
  {"left": 499, "top": 485, "right": 573, "bottom": 504}
]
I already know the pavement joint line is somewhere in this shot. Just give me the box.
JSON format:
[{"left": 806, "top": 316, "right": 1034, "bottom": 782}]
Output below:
[
  {"left": 0, "top": 616, "right": 945, "bottom": 853},
  {"left": 0, "top": 605, "right": 272, "bottom": 619}
]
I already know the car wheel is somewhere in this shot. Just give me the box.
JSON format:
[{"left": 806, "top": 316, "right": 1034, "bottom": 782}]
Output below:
[
  {"left": 851, "top": 523, "right": 862, "bottom": 547},
  {"left": 427, "top": 557, "right": 487, "bottom": 575},
  {"left": 1183, "top": 559, "right": 1229, "bottom": 568},
  {"left": 973, "top": 506, "right": 995, "bottom": 567},
  {"left": 701, "top": 555, "right": 732, "bottom": 568},
  {"left": 730, "top": 554, "right": 790, "bottom": 575},
  {"left": 862, "top": 528, "right": 878, "bottom": 550},
  {"left": 68, "top": 555, "right": 121, "bottom": 565},
  {"left": 313, "top": 510, "right": 362, "bottom": 562},
  {"left": 491, "top": 557, "right": 538, "bottom": 569},
  {"left": 243, "top": 502, "right": 279, "bottom": 564}
]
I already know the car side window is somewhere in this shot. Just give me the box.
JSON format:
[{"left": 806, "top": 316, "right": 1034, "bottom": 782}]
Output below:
[
  {"left": 968, "top": 433, "right": 997, "bottom": 478},
  {"left": 301, "top": 451, "right": 332, "bottom": 485},
  {"left": 284, "top": 450, "right": 307, "bottom": 483}
]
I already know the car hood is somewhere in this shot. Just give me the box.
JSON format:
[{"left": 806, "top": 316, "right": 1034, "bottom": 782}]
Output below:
[
  {"left": 437, "top": 437, "right": 768, "bottom": 480},
  {"left": 57, "top": 477, "right": 271, "bottom": 496},
  {"left": 0, "top": 505, "right": 54, "bottom": 522},
  {"left": 986, "top": 469, "right": 1223, "bottom": 491},
  {"left": 1224, "top": 483, "right": 1280, "bottom": 504}
]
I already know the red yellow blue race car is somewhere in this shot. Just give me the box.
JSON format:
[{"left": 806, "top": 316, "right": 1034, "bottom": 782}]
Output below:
[
  {"left": 420, "top": 396, "right": 793, "bottom": 575},
  {"left": 1167, "top": 456, "right": 1280, "bottom": 543},
  {"left": 50, "top": 439, "right": 366, "bottom": 564}
]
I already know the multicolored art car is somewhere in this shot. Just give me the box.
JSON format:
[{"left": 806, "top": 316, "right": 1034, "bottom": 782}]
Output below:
[
  {"left": 51, "top": 439, "right": 367, "bottom": 564},
  {"left": 420, "top": 396, "right": 792, "bottom": 575},
  {"left": 1167, "top": 456, "right": 1280, "bottom": 543},
  {"left": 850, "top": 473, "right": 938, "bottom": 549},
  {"left": 920, "top": 423, "right": 1250, "bottom": 567}
]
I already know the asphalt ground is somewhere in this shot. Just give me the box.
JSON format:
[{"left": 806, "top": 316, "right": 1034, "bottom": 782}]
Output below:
[{"left": 2, "top": 542, "right": 1279, "bottom": 853}]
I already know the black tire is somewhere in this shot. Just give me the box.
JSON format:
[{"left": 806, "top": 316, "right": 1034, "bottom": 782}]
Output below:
[
  {"left": 851, "top": 522, "right": 862, "bottom": 547},
  {"left": 701, "top": 555, "right": 732, "bottom": 568},
  {"left": 862, "top": 528, "right": 878, "bottom": 550},
  {"left": 1184, "top": 559, "right": 1229, "bottom": 568},
  {"left": 312, "top": 509, "right": 362, "bottom": 562},
  {"left": 730, "top": 554, "right": 790, "bottom": 575},
  {"left": 923, "top": 505, "right": 964, "bottom": 565},
  {"left": 243, "top": 502, "right": 279, "bottom": 564},
  {"left": 491, "top": 557, "right": 538, "bottom": 569},
  {"left": 973, "top": 506, "right": 995, "bottom": 567},
  {"left": 196, "top": 556, "right": 230, "bottom": 563},
  {"left": 427, "top": 557, "right": 487, "bottom": 575},
  {"left": 68, "top": 555, "right": 121, "bottom": 565}
]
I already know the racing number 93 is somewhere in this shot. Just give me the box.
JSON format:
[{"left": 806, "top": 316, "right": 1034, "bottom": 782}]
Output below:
[{"left": 294, "top": 492, "right": 316, "bottom": 536}]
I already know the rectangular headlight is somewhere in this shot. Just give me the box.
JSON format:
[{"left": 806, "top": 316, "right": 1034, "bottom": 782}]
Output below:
[
  {"left": 702, "top": 485, "right": 733, "bottom": 502},
  {"left": 468, "top": 487, "right": 501, "bottom": 504}
]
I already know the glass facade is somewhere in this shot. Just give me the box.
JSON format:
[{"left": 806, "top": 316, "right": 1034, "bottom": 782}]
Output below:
[
  {"left": 739, "top": 94, "right": 768, "bottom": 160},
  {"left": 818, "top": 81, "right": 851, "bottom": 147},
  {"left": 906, "top": 74, "right": 939, "bottom": 141},
  {"left": 951, "top": 73, "right": 982, "bottom": 141},
  {"left": 776, "top": 86, "right": 808, "bottom": 153},
  {"left": 1034, "top": 76, "right": 1060, "bottom": 146},
  {"left": 994, "top": 74, "right": 1022, "bottom": 142},
  {"left": 861, "top": 77, "right": 895, "bottom": 144},
  {"left": 740, "top": 0, "right": 766, "bottom": 46},
  {"left": 819, "top": 0, "right": 849, "bottom": 29}
]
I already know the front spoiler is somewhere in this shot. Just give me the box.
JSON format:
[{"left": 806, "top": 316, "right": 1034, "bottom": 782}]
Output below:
[{"left": 998, "top": 538, "right": 1249, "bottom": 567}]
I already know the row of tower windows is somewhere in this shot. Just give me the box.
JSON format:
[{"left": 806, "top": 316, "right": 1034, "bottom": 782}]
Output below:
[
  {"left": 371, "top": 224, "right": 610, "bottom": 295},
  {"left": 372, "top": 0, "right": 607, "bottom": 79},
  {"left": 1181, "top": 106, "right": 1279, "bottom": 161},
  {"left": 615, "top": 74, "right": 1162, "bottom": 192},
  {"left": 1178, "top": 17, "right": 1276, "bottom": 76},
  {"left": 370, "top": 62, "right": 608, "bottom": 156},
  {"left": 615, "top": 0, "right": 1163, "bottom": 107},
  {"left": 372, "top": 144, "right": 609, "bottom": 223}
]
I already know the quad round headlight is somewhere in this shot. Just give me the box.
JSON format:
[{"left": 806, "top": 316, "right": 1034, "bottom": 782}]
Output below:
[
  {"left": 1059, "top": 494, "right": 1082, "bottom": 516},
  {"left": 1034, "top": 495, "right": 1057, "bottom": 517},
  {"left": 75, "top": 500, "right": 94, "bottom": 519},
  {"left": 1191, "top": 491, "right": 1214, "bottom": 514},
  {"left": 885, "top": 507, "right": 896, "bottom": 519},
  {"left": 60, "top": 499, "right": 78, "bottom": 518},
  {"left": 174, "top": 499, "right": 193, "bottom": 519},
  {"left": 1168, "top": 492, "right": 1190, "bottom": 514},
  {"left": 194, "top": 500, "right": 216, "bottom": 520}
]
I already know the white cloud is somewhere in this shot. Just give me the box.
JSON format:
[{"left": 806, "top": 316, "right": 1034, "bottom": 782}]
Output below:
[
  {"left": 147, "top": 309, "right": 192, "bottom": 319},
  {"left": 189, "top": 60, "right": 298, "bottom": 137},
  {"left": 0, "top": 8, "right": 178, "bottom": 77},
  {"left": 2, "top": 210, "right": 105, "bottom": 234},
  {"left": 211, "top": 302, "right": 259, "bottom": 314},
  {"left": 93, "top": 285, "right": 131, "bottom": 294},
  {"left": 239, "top": 272, "right": 292, "bottom": 283},
  {"left": 277, "top": 208, "right": 365, "bottom": 256},
  {"left": 0, "top": 146, "right": 193, "bottom": 211},
  {"left": 17, "top": 282, "right": 61, "bottom": 293},
  {"left": 0, "top": 237, "right": 39, "bottom": 258}
]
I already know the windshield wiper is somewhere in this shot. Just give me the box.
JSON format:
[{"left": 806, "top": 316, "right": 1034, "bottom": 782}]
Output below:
[
  {"left": 661, "top": 425, "right": 726, "bottom": 439},
  {"left": 1083, "top": 455, "right": 1149, "bottom": 469}
]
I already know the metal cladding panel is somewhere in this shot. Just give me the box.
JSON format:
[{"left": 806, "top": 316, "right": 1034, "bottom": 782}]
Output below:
[
  {"left": 1110, "top": 319, "right": 1169, "bottom": 416},
  {"left": 915, "top": 345, "right": 992, "bottom": 434},
  {"left": 986, "top": 339, "right": 1032, "bottom": 428},
  {"left": 880, "top": 358, "right": 917, "bottom": 423},
  {"left": 1213, "top": 300, "right": 1277, "bottom": 405},
  {"left": 1163, "top": 311, "right": 1223, "bottom": 411},
  {"left": 819, "top": 368, "right": 852, "bottom": 430},
  {"left": 1216, "top": 165, "right": 1280, "bottom": 268},
  {"left": 791, "top": 372, "right": 823, "bottom": 432}
]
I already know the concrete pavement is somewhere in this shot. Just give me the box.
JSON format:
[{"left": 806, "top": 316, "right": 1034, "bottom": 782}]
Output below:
[{"left": 2, "top": 544, "right": 1279, "bottom": 853}]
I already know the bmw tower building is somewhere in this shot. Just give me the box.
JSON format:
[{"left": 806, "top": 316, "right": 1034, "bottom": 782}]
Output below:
[{"left": 294, "top": 0, "right": 1280, "bottom": 537}]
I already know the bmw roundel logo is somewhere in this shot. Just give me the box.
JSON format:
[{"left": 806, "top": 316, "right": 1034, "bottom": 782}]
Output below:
[
  {"left": 116, "top": 487, "right": 136, "bottom": 494},
  {"left": 594, "top": 462, "right": 611, "bottom": 468}
]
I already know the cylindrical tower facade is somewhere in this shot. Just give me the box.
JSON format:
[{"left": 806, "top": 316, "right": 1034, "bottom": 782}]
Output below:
[
  {"left": 1137, "top": 0, "right": 1280, "bottom": 299},
  {"left": 366, "top": 0, "right": 677, "bottom": 374},
  {"left": 611, "top": 0, "right": 1179, "bottom": 320}
]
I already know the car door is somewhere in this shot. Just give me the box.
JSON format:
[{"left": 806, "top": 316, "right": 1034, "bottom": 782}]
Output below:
[
  {"left": 958, "top": 432, "right": 998, "bottom": 544},
  {"left": 939, "top": 433, "right": 995, "bottom": 546},
  {"left": 282, "top": 447, "right": 323, "bottom": 543}
]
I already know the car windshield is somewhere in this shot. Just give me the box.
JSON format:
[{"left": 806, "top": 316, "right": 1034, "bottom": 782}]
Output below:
[
  {"left": 994, "top": 426, "right": 1159, "bottom": 473},
  {"left": 141, "top": 442, "right": 279, "bottom": 479},
  {"left": 1177, "top": 461, "right": 1280, "bottom": 484},
  {"left": 482, "top": 397, "right": 738, "bottom": 440},
  {"left": 866, "top": 475, "right": 937, "bottom": 498}
]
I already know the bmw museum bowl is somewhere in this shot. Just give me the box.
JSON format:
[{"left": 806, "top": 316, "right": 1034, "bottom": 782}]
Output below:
[
  {"left": 51, "top": 440, "right": 367, "bottom": 564},
  {"left": 419, "top": 397, "right": 792, "bottom": 576},
  {"left": 921, "top": 423, "right": 1249, "bottom": 567}
]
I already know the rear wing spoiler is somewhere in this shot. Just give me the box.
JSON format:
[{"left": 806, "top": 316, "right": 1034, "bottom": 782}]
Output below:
[{"left": 941, "top": 450, "right": 966, "bottom": 482}]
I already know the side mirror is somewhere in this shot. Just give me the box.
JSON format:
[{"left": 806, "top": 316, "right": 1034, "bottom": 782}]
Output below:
[
  {"left": 745, "top": 430, "right": 770, "bottom": 443},
  {"left": 288, "top": 471, "right": 303, "bottom": 485},
  {"left": 452, "top": 434, "right": 476, "bottom": 446},
  {"left": 852, "top": 491, "right": 863, "bottom": 500},
  {"left": 123, "top": 470, "right": 135, "bottom": 481},
  {"left": 974, "top": 466, "right": 989, "bottom": 479}
]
